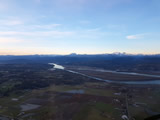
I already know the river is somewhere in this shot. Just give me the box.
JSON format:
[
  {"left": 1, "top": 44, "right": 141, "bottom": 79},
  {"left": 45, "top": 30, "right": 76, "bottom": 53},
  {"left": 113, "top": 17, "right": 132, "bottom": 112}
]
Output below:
[{"left": 48, "top": 63, "right": 160, "bottom": 85}]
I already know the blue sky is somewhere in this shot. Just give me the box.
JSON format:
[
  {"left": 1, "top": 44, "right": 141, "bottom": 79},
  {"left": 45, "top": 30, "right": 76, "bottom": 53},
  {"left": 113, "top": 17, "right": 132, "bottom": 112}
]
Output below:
[{"left": 0, "top": 0, "right": 160, "bottom": 55}]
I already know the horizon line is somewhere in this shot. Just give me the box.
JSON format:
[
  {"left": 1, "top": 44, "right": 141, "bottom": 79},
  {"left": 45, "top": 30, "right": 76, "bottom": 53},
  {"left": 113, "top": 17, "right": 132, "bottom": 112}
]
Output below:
[{"left": 0, "top": 52, "right": 160, "bottom": 56}]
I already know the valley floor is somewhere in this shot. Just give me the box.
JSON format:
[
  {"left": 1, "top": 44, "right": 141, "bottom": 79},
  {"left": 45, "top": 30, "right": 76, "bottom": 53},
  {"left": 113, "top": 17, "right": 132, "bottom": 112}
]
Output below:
[{"left": 0, "top": 64, "right": 160, "bottom": 120}]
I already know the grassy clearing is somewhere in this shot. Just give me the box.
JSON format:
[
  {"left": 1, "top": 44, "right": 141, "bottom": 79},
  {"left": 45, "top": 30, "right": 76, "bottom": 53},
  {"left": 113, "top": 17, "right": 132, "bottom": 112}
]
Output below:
[
  {"left": 28, "top": 106, "right": 56, "bottom": 120},
  {"left": 73, "top": 104, "right": 91, "bottom": 120},
  {"left": 43, "top": 84, "right": 116, "bottom": 97},
  {"left": 86, "top": 108, "right": 110, "bottom": 120},
  {"left": 85, "top": 88, "right": 115, "bottom": 97},
  {"left": 94, "top": 102, "right": 114, "bottom": 113},
  {"left": 73, "top": 102, "right": 119, "bottom": 120},
  {"left": 129, "top": 106, "right": 148, "bottom": 120}
]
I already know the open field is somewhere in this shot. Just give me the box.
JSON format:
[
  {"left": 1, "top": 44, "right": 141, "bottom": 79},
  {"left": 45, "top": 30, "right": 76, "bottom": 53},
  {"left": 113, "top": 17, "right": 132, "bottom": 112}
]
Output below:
[
  {"left": 0, "top": 64, "right": 160, "bottom": 120},
  {"left": 0, "top": 82, "right": 160, "bottom": 120}
]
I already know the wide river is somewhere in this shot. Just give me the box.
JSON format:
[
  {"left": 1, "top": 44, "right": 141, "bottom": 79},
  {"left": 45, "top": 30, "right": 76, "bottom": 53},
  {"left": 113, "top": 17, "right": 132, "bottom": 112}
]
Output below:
[{"left": 48, "top": 63, "right": 160, "bottom": 85}]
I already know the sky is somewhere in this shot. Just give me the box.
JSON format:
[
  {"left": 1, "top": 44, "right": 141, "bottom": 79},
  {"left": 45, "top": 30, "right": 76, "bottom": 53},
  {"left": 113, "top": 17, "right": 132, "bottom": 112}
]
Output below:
[{"left": 0, "top": 0, "right": 160, "bottom": 55}]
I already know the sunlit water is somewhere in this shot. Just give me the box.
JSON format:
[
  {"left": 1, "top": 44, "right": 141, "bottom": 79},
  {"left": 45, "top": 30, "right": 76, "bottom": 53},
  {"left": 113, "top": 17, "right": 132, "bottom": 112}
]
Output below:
[
  {"left": 49, "top": 63, "right": 160, "bottom": 85},
  {"left": 95, "top": 69, "right": 160, "bottom": 78},
  {"left": 48, "top": 63, "right": 65, "bottom": 70},
  {"left": 65, "top": 90, "right": 85, "bottom": 94}
]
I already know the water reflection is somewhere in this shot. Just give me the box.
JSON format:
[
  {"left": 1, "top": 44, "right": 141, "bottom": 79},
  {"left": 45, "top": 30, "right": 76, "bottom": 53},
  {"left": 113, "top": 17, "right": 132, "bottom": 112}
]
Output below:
[
  {"left": 48, "top": 63, "right": 65, "bottom": 70},
  {"left": 65, "top": 90, "right": 85, "bottom": 94},
  {"left": 49, "top": 63, "right": 160, "bottom": 85}
]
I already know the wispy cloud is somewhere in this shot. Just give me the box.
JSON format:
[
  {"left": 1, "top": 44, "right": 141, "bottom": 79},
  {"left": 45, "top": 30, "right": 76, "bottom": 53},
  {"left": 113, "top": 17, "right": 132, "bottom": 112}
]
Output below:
[
  {"left": 0, "top": 37, "right": 23, "bottom": 43},
  {"left": 126, "top": 34, "right": 145, "bottom": 40},
  {"left": 0, "top": 30, "right": 74, "bottom": 37},
  {"left": 0, "top": 19, "right": 24, "bottom": 26},
  {"left": 32, "top": 24, "right": 62, "bottom": 29}
]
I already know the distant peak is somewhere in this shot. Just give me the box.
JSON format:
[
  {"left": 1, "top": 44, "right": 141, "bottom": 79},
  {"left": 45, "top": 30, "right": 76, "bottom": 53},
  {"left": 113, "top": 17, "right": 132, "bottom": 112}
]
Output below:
[{"left": 69, "top": 53, "right": 77, "bottom": 56}]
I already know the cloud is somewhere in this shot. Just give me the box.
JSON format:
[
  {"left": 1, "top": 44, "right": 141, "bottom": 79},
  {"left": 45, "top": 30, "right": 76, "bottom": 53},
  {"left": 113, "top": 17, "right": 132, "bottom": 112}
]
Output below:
[
  {"left": 6, "top": 20, "right": 23, "bottom": 26},
  {"left": 0, "top": 31, "right": 24, "bottom": 36},
  {"left": 126, "top": 34, "right": 144, "bottom": 40},
  {"left": 0, "top": 19, "right": 24, "bottom": 26},
  {"left": 32, "top": 24, "right": 62, "bottom": 29},
  {"left": 0, "top": 30, "right": 74, "bottom": 37},
  {"left": 0, "top": 37, "right": 23, "bottom": 43}
]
